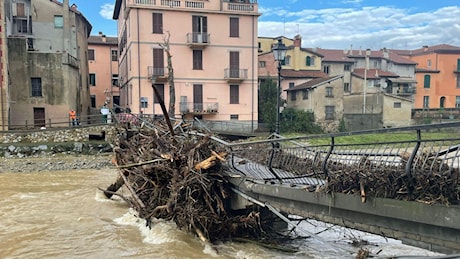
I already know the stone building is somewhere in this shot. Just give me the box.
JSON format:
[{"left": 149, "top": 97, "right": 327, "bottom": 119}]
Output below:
[{"left": 4, "top": 0, "right": 92, "bottom": 129}]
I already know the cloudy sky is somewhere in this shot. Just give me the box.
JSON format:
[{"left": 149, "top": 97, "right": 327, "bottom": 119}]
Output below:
[{"left": 73, "top": 0, "right": 460, "bottom": 50}]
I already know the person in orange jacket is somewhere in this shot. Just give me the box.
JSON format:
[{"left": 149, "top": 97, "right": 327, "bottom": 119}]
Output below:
[{"left": 69, "top": 110, "right": 77, "bottom": 126}]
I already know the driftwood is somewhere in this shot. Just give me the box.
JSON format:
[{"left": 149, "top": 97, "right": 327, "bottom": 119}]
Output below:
[{"left": 103, "top": 120, "right": 283, "bottom": 244}]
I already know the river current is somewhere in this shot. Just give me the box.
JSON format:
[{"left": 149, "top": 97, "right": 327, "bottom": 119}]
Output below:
[{"left": 0, "top": 168, "right": 443, "bottom": 258}]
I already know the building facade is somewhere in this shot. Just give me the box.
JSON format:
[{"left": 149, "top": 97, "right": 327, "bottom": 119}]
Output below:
[
  {"left": 5, "top": 0, "right": 92, "bottom": 129},
  {"left": 88, "top": 32, "right": 119, "bottom": 112},
  {"left": 399, "top": 45, "right": 460, "bottom": 110},
  {"left": 113, "top": 0, "right": 260, "bottom": 130},
  {"left": 0, "top": 0, "right": 8, "bottom": 130}
]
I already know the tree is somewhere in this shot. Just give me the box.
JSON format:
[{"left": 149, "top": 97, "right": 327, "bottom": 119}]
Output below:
[
  {"left": 258, "top": 79, "right": 279, "bottom": 132},
  {"left": 158, "top": 31, "right": 175, "bottom": 118},
  {"left": 281, "top": 108, "right": 323, "bottom": 134}
]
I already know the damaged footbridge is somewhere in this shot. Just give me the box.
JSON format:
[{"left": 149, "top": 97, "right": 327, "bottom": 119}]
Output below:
[
  {"left": 110, "top": 113, "right": 460, "bottom": 255},
  {"left": 203, "top": 120, "right": 460, "bottom": 255}
]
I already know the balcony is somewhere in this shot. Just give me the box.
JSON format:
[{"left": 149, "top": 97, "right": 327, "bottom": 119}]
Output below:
[
  {"left": 180, "top": 102, "right": 219, "bottom": 114},
  {"left": 186, "top": 33, "right": 210, "bottom": 49},
  {"left": 148, "top": 66, "right": 169, "bottom": 82},
  {"left": 397, "top": 87, "right": 416, "bottom": 96},
  {"left": 224, "top": 68, "right": 248, "bottom": 83},
  {"left": 126, "top": 0, "right": 258, "bottom": 13},
  {"left": 223, "top": 0, "right": 258, "bottom": 12}
]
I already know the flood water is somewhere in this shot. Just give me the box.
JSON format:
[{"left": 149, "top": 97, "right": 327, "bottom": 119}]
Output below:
[{"left": 0, "top": 168, "right": 443, "bottom": 258}]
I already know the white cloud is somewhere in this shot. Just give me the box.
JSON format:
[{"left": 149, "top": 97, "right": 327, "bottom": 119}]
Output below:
[
  {"left": 258, "top": 5, "right": 460, "bottom": 49},
  {"left": 99, "top": 3, "right": 114, "bottom": 20}
]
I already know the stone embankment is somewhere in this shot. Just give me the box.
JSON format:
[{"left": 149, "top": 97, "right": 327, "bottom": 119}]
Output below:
[{"left": 0, "top": 125, "right": 119, "bottom": 173}]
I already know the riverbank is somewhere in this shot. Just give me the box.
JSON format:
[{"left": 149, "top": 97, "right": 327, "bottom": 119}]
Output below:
[{"left": 0, "top": 153, "right": 115, "bottom": 173}]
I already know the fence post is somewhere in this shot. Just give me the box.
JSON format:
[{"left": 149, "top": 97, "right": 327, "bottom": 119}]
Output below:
[
  {"left": 267, "top": 141, "right": 283, "bottom": 182},
  {"left": 321, "top": 136, "right": 334, "bottom": 177},
  {"left": 405, "top": 129, "right": 421, "bottom": 177}
]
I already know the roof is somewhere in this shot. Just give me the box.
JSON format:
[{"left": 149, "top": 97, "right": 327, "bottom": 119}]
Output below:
[
  {"left": 415, "top": 68, "right": 441, "bottom": 73},
  {"left": 286, "top": 75, "right": 344, "bottom": 91},
  {"left": 352, "top": 69, "right": 399, "bottom": 79},
  {"left": 88, "top": 35, "right": 118, "bottom": 45},
  {"left": 281, "top": 69, "right": 327, "bottom": 78},
  {"left": 309, "top": 48, "right": 355, "bottom": 63},
  {"left": 406, "top": 44, "right": 460, "bottom": 56}
]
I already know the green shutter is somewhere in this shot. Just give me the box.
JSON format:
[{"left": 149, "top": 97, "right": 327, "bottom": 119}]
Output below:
[
  {"left": 424, "top": 75, "right": 430, "bottom": 88},
  {"left": 457, "top": 59, "right": 460, "bottom": 72}
]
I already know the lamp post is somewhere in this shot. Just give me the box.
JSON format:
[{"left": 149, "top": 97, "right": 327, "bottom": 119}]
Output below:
[
  {"left": 363, "top": 48, "right": 371, "bottom": 114},
  {"left": 272, "top": 38, "right": 288, "bottom": 134}
]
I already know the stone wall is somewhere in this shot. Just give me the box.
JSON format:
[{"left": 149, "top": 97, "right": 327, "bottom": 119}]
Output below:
[{"left": 0, "top": 125, "right": 117, "bottom": 158}]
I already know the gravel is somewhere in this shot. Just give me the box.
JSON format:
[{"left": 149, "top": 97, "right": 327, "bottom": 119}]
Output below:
[{"left": 0, "top": 153, "right": 116, "bottom": 173}]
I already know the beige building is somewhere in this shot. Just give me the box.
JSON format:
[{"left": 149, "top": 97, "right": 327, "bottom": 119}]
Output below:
[
  {"left": 5, "top": 0, "right": 92, "bottom": 129},
  {"left": 113, "top": 0, "right": 260, "bottom": 130},
  {"left": 88, "top": 32, "right": 119, "bottom": 111}
]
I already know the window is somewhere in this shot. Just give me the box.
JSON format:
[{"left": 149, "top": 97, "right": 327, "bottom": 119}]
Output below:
[
  {"left": 302, "top": 90, "right": 309, "bottom": 99},
  {"left": 16, "top": 19, "right": 29, "bottom": 33},
  {"left": 153, "top": 48, "right": 165, "bottom": 76},
  {"left": 90, "top": 95, "right": 96, "bottom": 108},
  {"left": 153, "top": 84, "right": 164, "bottom": 103},
  {"left": 140, "top": 97, "right": 148, "bottom": 108},
  {"left": 457, "top": 74, "right": 460, "bottom": 88},
  {"left": 423, "top": 96, "right": 429, "bottom": 108},
  {"left": 230, "top": 114, "right": 239, "bottom": 120},
  {"left": 111, "top": 50, "right": 118, "bottom": 61},
  {"left": 344, "top": 64, "right": 351, "bottom": 71},
  {"left": 54, "top": 15, "right": 63, "bottom": 28},
  {"left": 229, "top": 51, "right": 239, "bottom": 78},
  {"left": 456, "top": 96, "right": 460, "bottom": 108},
  {"left": 193, "top": 50, "right": 203, "bottom": 70},
  {"left": 323, "top": 65, "right": 329, "bottom": 74},
  {"left": 152, "top": 13, "right": 163, "bottom": 34},
  {"left": 289, "top": 82, "right": 295, "bottom": 88},
  {"left": 427, "top": 59, "right": 431, "bottom": 67},
  {"left": 394, "top": 102, "right": 401, "bottom": 108},
  {"left": 258, "top": 61, "right": 265, "bottom": 68},
  {"left": 344, "top": 82, "right": 350, "bottom": 92},
  {"left": 89, "top": 73, "right": 96, "bottom": 86},
  {"left": 112, "top": 74, "right": 118, "bottom": 87},
  {"left": 440, "top": 96, "right": 445, "bottom": 108},
  {"left": 290, "top": 91, "right": 296, "bottom": 101},
  {"left": 31, "top": 78, "right": 42, "bottom": 97},
  {"left": 229, "top": 17, "right": 239, "bottom": 37},
  {"left": 325, "top": 106, "right": 335, "bottom": 120},
  {"left": 88, "top": 49, "right": 95, "bottom": 61},
  {"left": 306, "top": 56, "right": 315, "bottom": 66},
  {"left": 192, "top": 15, "right": 207, "bottom": 42},
  {"left": 423, "top": 75, "right": 430, "bottom": 88},
  {"left": 326, "top": 87, "right": 333, "bottom": 97},
  {"left": 230, "top": 85, "right": 239, "bottom": 104},
  {"left": 284, "top": 55, "right": 290, "bottom": 66}
]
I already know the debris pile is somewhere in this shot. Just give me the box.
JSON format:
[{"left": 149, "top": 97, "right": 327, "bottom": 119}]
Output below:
[{"left": 102, "top": 120, "right": 279, "bottom": 244}]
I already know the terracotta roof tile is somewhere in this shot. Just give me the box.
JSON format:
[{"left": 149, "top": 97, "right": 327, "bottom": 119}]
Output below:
[
  {"left": 286, "top": 75, "right": 343, "bottom": 91},
  {"left": 352, "top": 69, "right": 398, "bottom": 79}
]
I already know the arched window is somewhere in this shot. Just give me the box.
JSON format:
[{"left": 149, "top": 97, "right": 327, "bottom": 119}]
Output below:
[{"left": 440, "top": 96, "right": 446, "bottom": 108}]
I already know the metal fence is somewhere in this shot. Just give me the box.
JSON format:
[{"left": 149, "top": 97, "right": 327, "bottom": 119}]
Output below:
[{"left": 220, "top": 121, "right": 460, "bottom": 187}]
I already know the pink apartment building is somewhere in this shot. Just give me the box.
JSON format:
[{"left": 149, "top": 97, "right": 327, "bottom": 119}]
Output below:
[
  {"left": 113, "top": 0, "right": 260, "bottom": 130},
  {"left": 88, "top": 32, "right": 120, "bottom": 111}
]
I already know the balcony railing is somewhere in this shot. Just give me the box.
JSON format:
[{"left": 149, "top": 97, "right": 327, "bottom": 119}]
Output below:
[
  {"left": 223, "top": 0, "right": 258, "bottom": 12},
  {"left": 128, "top": 0, "right": 257, "bottom": 13},
  {"left": 148, "top": 66, "right": 169, "bottom": 82},
  {"left": 180, "top": 102, "right": 219, "bottom": 114},
  {"left": 186, "top": 32, "right": 211, "bottom": 48},
  {"left": 224, "top": 68, "right": 248, "bottom": 82}
]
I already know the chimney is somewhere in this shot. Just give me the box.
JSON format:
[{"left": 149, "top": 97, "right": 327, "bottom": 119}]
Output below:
[
  {"left": 423, "top": 45, "right": 429, "bottom": 52},
  {"left": 294, "top": 34, "right": 302, "bottom": 48},
  {"left": 382, "top": 47, "right": 389, "bottom": 58}
]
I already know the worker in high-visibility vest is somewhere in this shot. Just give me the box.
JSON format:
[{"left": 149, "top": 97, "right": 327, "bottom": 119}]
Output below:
[{"left": 69, "top": 110, "right": 77, "bottom": 126}]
